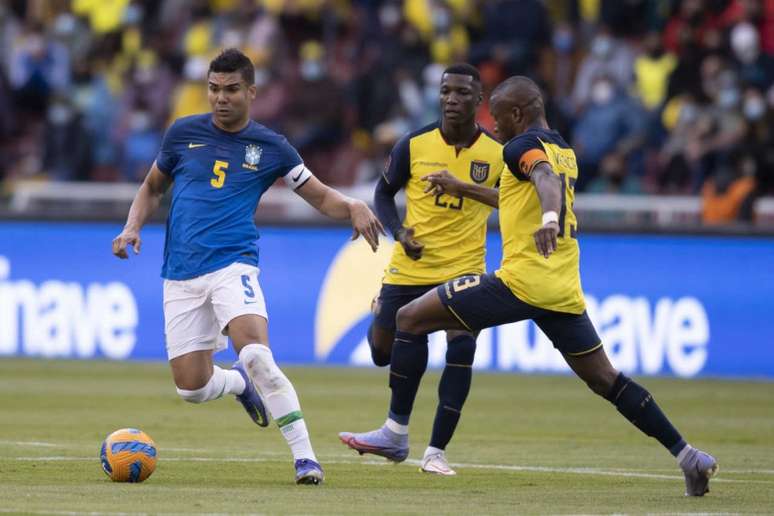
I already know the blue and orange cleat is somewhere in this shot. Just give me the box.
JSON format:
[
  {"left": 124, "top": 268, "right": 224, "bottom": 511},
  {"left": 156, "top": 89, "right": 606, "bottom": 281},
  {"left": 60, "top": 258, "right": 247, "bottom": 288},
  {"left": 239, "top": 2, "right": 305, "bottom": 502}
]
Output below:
[
  {"left": 338, "top": 427, "right": 409, "bottom": 462},
  {"left": 295, "top": 459, "right": 324, "bottom": 485},
  {"left": 232, "top": 361, "right": 269, "bottom": 427},
  {"left": 680, "top": 447, "right": 719, "bottom": 496}
]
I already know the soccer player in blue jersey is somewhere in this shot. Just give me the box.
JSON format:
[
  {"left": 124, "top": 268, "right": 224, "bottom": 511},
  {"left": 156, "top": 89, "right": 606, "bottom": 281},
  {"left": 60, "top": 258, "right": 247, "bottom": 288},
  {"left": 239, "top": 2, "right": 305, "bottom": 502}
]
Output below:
[{"left": 112, "top": 48, "right": 384, "bottom": 485}]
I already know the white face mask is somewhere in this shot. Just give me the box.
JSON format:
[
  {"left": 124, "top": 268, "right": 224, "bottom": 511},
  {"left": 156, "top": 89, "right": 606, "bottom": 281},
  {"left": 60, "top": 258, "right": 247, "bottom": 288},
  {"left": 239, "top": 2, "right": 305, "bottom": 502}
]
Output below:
[
  {"left": 48, "top": 103, "right": 74, "bottom": 124},
  {"left": 591, "top": 36, "right": 613, "bottom": 58},
  {"left": 254, "top": 68, "right": 269, "bottom": 88},
  {"left": 129, "top": 111, "right": 151, "bottom": 131},
  {"left": 717, "top": 87, "right": 740, "bottom": 109},
  {"left": 591, "top": 81, "right": 614, "bottom": 105},
  {"left": 744, "top": 97, "right": 766, "bottom": 120},
  {"left": 431, "top": 7, "right": 451, "bottom": 31},
  {"left": 379, "top": 5, "right": 401, "bottom": 29},
  {"left": 679, "top": 103, "right": 699, "bottom": 124},
  {"left": 300, "top": 60, "right": 324, "bottom": 81}
]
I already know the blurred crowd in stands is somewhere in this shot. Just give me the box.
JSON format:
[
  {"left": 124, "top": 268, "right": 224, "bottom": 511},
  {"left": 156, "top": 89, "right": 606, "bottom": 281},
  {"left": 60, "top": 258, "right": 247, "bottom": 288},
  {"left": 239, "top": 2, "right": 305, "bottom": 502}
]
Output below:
[{"left": 1, "top": 0, "right": 774, "bottom": 223}]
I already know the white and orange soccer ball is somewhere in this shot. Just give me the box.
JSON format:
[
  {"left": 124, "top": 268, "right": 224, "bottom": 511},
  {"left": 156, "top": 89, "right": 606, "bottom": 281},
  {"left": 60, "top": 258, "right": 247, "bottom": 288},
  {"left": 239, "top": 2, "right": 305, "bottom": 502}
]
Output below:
[{"left": 100, "top": 428, "right": 157, "bottom": 482}]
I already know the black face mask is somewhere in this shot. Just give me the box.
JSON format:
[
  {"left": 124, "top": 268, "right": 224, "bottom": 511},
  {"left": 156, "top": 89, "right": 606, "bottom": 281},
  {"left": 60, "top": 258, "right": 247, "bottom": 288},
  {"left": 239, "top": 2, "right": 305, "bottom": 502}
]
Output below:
[
  {"left": 687, "top": 12, "right": 703, "bottom": 26},
  {"left": 648, "top": 47, "right": 665, "bottom": 58}
]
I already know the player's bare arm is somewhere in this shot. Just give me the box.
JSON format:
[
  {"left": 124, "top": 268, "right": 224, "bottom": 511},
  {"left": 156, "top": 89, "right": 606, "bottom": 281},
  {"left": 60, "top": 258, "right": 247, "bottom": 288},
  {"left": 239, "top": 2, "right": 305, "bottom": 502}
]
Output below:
[
  {"left": 422, "top": 170, "right": 499, "bottom": 208},
  {"left": 530, "top": 162, "right": 562, "bottom": 259},
  {"left": 295, "top": 175, "right": 385, "bottom": 252},
  {"left": 112, "top": 162, "right": 173, "bottom": 259}
]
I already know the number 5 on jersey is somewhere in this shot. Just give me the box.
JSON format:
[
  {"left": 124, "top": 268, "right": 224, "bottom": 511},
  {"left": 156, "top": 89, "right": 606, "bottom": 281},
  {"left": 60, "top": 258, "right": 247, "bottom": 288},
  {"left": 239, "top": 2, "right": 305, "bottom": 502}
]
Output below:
[{"left": 211, "top": 160, "right": 228, "bottom": 189}]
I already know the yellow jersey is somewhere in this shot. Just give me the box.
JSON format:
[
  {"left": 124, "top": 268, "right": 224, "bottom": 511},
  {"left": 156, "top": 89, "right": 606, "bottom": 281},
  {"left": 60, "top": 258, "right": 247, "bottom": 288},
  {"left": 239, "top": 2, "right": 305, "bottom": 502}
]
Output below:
[
  {"left": 383, "top": 122, "right": 504, "bottom": 285},
  {"left": 495, "top": 126, "right": 586, "bottom": 314}
]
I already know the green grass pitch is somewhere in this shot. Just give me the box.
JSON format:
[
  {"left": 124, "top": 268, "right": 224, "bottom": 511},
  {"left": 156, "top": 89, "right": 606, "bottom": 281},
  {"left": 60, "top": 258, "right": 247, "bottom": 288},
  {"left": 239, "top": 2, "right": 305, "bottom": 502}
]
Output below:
[{"left": 1, "top": 358, "right": 773, "bottom": 515}]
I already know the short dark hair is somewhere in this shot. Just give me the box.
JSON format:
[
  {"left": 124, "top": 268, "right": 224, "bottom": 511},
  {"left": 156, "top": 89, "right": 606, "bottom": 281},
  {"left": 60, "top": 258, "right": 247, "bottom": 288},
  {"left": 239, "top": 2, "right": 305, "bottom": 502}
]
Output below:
[
  {"left": 443, "top": 63, "right": 480, "bottom": 82},
  {"left": 208, "top": 48, "right": 254, "bottom": 85}
]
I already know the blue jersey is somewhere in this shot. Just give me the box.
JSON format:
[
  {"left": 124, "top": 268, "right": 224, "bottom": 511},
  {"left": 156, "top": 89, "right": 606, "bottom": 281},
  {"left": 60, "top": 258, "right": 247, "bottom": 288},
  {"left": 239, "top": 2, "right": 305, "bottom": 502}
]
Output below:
[{"left": 156, "top": 114, "right": 303, "bottom": 280}]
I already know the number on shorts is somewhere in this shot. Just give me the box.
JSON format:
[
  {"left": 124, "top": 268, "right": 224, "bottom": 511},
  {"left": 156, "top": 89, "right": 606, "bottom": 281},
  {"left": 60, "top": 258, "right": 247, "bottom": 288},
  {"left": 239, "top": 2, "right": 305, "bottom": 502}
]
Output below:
[
  {"left": 241, "top": 274, "right": 255, "bottom": 298},
  {"left": 451, "top": 275, "right": 481, "bottom": 293}
]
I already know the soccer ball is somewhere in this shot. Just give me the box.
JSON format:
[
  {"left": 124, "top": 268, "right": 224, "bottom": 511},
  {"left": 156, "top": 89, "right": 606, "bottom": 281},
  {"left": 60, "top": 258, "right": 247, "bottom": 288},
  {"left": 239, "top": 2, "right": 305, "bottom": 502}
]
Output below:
[{"left": 100, "top": 428, "right": 157, "bottom": 482}]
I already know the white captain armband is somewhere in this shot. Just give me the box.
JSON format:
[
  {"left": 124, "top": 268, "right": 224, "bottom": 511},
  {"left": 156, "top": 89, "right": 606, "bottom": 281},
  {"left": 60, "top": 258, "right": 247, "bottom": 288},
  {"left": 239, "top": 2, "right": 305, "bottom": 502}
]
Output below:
[{"left": 284, "top": 164, "right": 314, "bottom": 190}]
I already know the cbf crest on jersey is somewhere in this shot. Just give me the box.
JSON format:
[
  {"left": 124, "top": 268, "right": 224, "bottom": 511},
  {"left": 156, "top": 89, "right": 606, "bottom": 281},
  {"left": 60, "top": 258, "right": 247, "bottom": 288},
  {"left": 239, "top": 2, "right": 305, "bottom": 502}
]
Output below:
[
  {"left": 470, "top": 161, "right": 490, "bottom": 183},
  {"left": 243, "top": 144, "right": 262, "bottom": 171}
]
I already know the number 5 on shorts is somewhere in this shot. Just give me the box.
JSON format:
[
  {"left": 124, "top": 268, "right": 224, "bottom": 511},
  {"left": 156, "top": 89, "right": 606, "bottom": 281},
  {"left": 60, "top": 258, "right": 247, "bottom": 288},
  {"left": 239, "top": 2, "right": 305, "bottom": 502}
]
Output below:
[{"left": 241, "top": 274, "right": 255, "bottom": 299}]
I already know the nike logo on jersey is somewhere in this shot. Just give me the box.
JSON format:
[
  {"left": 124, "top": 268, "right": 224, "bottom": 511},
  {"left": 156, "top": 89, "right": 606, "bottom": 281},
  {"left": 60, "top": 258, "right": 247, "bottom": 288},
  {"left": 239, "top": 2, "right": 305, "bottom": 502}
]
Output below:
[
  {"left": 188, "top": 143, "right": 206, "bottom": 149},
  {"left": 244, "top": 300, "right": 256, "bottom": 305}
]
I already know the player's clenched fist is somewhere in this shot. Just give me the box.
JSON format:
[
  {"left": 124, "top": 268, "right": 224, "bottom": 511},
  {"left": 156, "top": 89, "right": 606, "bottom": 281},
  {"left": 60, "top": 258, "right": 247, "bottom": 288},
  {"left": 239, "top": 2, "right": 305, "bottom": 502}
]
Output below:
[
  {"left": 396, "top": 227, "right": 424, "bottom": 261},
  {"left": 533, "top": 221, "right": 558, "bottom": 259},
  {"left": 349, "top": 200, "right": 386, "bottom": 253},
  {"left": 112, "top": 228, "right": 142, "bottom": 259}
]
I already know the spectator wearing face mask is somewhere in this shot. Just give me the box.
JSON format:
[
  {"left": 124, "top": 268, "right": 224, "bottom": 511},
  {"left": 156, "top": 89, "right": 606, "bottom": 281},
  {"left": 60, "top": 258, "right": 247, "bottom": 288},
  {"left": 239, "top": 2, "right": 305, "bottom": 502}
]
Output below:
[
  {"left": 586, "top": 152, "right": 643, "bottom": 194},
  {"left": 571, "top": 29, "right": 635, "bottom": 114},
  {"left": 467, "top": 0, "right": 551, "bottom": 75},
  {"left": 718, "top": 0, "right": 774, "bottom": 55},
  {"left": 635, "top": 31, "right": 678, "bottom": 111},
  {"left": 659, "top": 56, "right": 747, "bottom": 192},
  {"left": 738, "top": 87, "right": 774, "bottom": 195},
  {"left": 283, "top": 41, "right": 348, "bottom": 182},
  {"left": 730, "top": 22, "right": 774, "bottom": 90},
  {"left": 571, "top": 75, "right": 647, "bottom": 190},
  {"left": 120, "top": 100, "right": 163, "bottom": 182},
  {"left": 9, "top": 22, "right": 70, "bottom": 114},
  {"left": 42, "top": 95, "right": 91, "bottom": 181}
]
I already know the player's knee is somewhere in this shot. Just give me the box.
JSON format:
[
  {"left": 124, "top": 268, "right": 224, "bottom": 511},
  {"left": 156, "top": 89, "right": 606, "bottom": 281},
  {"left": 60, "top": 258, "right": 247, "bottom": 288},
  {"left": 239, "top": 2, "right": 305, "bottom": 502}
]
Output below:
[
  {"left": 368, "top": 324, "right": 392, "bottom": 367},
  {"left": 585, "top": 369, "right": 619, "bottom": 397},
  {"left": 396, "top": 302, "right": 422, "bottom": 333},
  {"left": 239, "top": 343, "right": 287, "bottom": 392},
  {"left": 446, "top": 334, "right": 476, "bottom": 365}
]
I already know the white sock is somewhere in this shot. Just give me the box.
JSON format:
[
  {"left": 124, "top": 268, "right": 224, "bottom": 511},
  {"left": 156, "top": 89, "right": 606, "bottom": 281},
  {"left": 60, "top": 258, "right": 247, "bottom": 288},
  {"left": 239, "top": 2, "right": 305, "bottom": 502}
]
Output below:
[
  {"left": 239, "top": 344, "right": 317, "bottom": 462},
  {"left": 423, "top": 446, "right": 444, "bottom": 458},
  {"left": 222, "top": 366, "right": 247, "bottom": 395},
  {"left": 676, "top": 443, "right": 694, "bottom": 466},
  {"left": 385, "top": 418, "right": 408, "bottom": 435},
  {"left": 176, "top": 366, "right": 244, "bottom": 403}
]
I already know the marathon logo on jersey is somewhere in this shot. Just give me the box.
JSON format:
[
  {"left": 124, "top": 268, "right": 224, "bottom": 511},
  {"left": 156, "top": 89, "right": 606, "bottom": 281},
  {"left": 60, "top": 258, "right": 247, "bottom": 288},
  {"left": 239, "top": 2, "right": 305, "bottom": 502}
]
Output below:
[
  {"left": 243, "top": 144, "right": 262, "bottom": 171},
  {"left": 470, "top": 161, "right": 490, "bottom": 183}
]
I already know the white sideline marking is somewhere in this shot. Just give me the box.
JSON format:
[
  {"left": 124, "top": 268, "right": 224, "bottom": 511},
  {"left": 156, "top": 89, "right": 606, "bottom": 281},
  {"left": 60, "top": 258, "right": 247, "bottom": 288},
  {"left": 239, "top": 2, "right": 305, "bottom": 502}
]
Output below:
[
  {"left": 0, "top": 440, "right": 285, "bottom": 455},
  {"left": 0, "top": 440, "right": 59, "bottom": 447},
  {"left": 0, "top": 511, "right": 267, "bottom": 516},
  {"left": 9, "top": 455, "right": 774, "bottom": 484}
]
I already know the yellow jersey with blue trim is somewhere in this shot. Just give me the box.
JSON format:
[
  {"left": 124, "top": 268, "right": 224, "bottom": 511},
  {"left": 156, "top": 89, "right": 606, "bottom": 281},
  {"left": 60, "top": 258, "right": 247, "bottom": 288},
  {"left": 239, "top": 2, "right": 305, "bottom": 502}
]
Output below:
[
  {"left": 494, "top": 126, "right": 586, "bottom": 314},
  {"left": 383, "top": 122, "right": 504, "bottom": 285}
]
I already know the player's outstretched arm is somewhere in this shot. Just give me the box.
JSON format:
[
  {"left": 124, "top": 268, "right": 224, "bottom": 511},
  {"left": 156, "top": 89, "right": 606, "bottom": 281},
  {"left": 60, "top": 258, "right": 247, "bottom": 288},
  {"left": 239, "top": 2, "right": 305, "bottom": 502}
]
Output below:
[
  {"left": 422, "top": 170, "right": 499, "bottom": 208},
  {"left": 530, "top": 162, "right": 562, "bottom": 259},
  {"left": 295, "top": 176, "right": 385, "bottom": 252},
  {"left": 112, "top": 162, "right": 172, "bottom": 259}
]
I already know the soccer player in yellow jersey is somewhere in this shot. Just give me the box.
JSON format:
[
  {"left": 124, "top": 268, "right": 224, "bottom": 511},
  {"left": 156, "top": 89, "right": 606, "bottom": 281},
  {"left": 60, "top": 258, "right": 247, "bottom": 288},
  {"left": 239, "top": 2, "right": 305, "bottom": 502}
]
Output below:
[
  {"left": 340, "top": 64, "right": 503, "bottom": 475},
  {"left": 342, "top": 76, "right": 719, "bottom": 496}
]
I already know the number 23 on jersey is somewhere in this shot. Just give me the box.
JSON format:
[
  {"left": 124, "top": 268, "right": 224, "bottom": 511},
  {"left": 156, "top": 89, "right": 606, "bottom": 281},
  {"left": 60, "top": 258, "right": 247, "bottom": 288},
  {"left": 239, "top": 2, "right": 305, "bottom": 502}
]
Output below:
[{"left": 211, "top": 160, "right": 228, "bottom": 189}]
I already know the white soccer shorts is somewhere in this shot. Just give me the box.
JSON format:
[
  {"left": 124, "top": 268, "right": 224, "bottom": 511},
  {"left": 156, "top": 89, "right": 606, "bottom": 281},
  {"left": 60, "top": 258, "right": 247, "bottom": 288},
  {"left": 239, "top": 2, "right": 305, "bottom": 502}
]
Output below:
[{"left": 163, "top": 262, "right": 267, "bottom": 360}]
